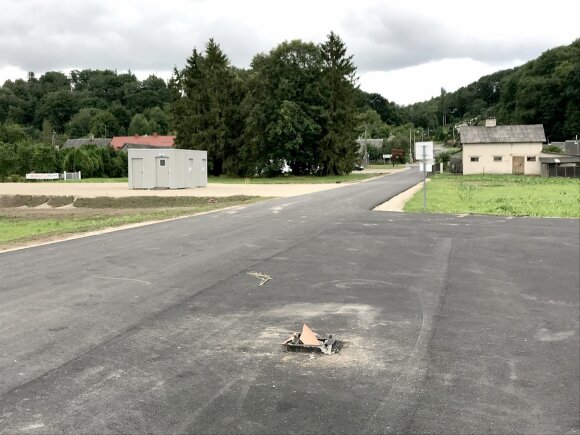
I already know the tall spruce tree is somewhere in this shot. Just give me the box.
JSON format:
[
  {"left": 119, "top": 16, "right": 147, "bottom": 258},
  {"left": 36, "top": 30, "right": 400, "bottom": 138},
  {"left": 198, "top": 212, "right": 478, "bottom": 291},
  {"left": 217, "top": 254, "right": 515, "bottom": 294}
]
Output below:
[
  {"left": 201, "top": 40, "right": 232, "bottom": 175},
  {"left": 318, "top": 32, "right": 359, "bottom": 175},
  {"left": 171, "top": 40, "right": 238, "bottom": 175},
  {"left": 172, "top": 49, "right": 205, "bottom": 150}
]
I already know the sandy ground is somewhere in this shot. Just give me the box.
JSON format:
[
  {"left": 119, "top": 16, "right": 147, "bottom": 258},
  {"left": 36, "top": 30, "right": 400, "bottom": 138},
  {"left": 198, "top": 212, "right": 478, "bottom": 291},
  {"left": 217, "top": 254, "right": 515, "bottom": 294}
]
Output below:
[
  {"left": 0, "top": 182, "right": 344, "bottom": 198},
  {"left": 0, "top": 169, "right": 408, "bottom": 199}
]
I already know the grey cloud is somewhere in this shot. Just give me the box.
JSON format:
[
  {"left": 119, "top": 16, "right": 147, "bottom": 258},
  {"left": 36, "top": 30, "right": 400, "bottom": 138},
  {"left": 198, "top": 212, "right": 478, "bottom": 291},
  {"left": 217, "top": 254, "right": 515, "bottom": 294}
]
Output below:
[
  {"left": 343, "top": 6, "right": 551, "bottom": 72},
  {"left": 0, "top": 0, "right": 563, "bottom": 79},
  {"left": 0, "top": 0, "right": 264, "bottom": 75}
]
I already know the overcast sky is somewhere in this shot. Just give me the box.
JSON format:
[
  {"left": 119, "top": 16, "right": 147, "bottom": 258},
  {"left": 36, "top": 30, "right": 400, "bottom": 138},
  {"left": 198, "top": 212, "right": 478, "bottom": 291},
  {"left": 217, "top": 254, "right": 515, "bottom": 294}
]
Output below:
[{"left": 1, "top": 0, "right": 578, "bottom": 105}]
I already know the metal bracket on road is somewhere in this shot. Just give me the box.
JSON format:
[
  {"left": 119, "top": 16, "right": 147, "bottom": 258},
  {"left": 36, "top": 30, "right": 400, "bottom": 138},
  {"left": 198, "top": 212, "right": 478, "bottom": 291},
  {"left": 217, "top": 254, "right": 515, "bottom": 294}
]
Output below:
[{"left": 282, "top": 324, "right": 341, "bottom": 355}]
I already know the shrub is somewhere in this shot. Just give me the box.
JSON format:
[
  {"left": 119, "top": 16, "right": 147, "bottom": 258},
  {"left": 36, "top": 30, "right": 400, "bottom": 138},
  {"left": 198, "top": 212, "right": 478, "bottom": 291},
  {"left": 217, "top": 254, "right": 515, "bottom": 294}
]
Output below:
[{"left": 544, "top": 145, "right": 563, "bottom": 153}]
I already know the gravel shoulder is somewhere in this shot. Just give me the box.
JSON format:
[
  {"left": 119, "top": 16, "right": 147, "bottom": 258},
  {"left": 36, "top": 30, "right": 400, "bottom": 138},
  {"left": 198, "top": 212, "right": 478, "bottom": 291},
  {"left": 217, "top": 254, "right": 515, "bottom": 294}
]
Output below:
[{"left": 374, "top": 179, "right": 429, "bottom": 212}]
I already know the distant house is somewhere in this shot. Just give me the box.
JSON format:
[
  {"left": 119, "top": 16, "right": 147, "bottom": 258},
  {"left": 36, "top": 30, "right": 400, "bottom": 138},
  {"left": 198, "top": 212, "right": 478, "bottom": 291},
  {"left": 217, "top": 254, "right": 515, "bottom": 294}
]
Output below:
[
  {"left": 120, "top": 143, "right": 174, "bottom": 152},
  {"left": 110, "top": 134, "right": 175, "bottom": 151},
  {"left": 62, "top": 138, "right": 112, "bottom": 149},
  {"left": 356, "top": 138, "right": 384, "bottom": 164},
  {"left": 459, "top": 119, "right": 546, "bottom": 175}
]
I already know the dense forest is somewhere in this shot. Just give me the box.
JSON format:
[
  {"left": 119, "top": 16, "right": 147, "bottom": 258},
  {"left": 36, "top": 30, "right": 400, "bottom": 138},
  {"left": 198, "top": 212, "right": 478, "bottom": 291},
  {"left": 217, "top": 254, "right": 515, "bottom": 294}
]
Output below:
[{"left": 0, "top": 37, "right": 577, "bottom": 179}]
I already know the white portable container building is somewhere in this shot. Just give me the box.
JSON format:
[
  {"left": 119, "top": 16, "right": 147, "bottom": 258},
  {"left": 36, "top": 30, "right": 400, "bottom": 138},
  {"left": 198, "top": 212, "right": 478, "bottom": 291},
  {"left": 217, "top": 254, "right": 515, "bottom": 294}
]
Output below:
[{"left": 128, "top": 149, "right": 207, "bottom": 189}]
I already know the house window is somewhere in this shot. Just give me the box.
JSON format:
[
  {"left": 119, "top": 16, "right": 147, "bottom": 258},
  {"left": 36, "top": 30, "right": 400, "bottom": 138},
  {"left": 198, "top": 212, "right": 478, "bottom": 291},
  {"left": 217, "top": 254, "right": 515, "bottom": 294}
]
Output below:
[
  {"left": 493, "top": 156, "right": 502, "bottom": 162},
  {"left": 470, "top": 156, "right": 479, "bottom": 162},
  {"left": 159, "top": 159, "right": 166, "bottom": 167},
  {"left": 527, "top": 156, "right": 536, "bottom": 162}
]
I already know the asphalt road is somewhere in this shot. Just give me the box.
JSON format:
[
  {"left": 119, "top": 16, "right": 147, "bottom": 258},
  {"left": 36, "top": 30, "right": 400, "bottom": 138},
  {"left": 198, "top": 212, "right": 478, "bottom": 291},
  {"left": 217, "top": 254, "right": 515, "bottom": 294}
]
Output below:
[{"left": 1, "top": 169, "right": 578, "bottom": 434}]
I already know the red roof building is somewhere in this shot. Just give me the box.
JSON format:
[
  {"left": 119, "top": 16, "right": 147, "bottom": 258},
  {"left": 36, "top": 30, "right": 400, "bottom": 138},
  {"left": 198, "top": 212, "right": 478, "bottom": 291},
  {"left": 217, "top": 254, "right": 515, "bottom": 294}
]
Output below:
[{"left": 110, "top": 134, "right": 175, "bottom": 151}]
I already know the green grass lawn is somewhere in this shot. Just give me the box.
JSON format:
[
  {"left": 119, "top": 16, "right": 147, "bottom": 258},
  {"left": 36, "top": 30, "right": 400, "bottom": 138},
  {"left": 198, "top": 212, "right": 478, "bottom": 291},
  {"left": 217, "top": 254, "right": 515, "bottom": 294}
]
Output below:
[
  {"left": 0, "top": 214, "right": 154, "bottom": 243},
  {"left": 365, "top": 164, "right": 407, "bottom": 169},
  {"left": 57, "top": 177, "right": 129, "bottom": 183},
  {"left": 29, "top": 174, "right": 376, "bottom": 184},
  {"left": 404, "top": 174, "right": 580, "bottom": 218}
]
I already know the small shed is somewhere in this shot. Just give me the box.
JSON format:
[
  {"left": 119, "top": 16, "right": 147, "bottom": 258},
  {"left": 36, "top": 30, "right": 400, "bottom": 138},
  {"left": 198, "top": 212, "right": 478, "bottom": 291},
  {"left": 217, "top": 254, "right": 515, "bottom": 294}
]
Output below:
[
  {"left": 128, "top": 149, "right": 207, "bottom": 189},
  {"left": 540, "top": 154, "right": 580, "bottom": 178}
]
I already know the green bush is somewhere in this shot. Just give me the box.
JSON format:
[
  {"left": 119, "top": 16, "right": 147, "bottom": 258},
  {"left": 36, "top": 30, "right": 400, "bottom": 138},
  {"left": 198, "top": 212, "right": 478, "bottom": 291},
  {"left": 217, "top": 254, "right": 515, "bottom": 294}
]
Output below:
[{"left": 544, "top": 144, "right": 563, "bottom": 153}]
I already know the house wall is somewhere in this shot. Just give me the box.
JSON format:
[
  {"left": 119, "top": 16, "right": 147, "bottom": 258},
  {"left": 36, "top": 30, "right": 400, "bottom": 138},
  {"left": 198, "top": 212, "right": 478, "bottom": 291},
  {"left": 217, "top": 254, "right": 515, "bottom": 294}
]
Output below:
[
  {"left": 128, "top": 149, "right": 207, "bottom": 189},
  {"left": 462, "top": 143, "right": 543, "bottom": 175}
]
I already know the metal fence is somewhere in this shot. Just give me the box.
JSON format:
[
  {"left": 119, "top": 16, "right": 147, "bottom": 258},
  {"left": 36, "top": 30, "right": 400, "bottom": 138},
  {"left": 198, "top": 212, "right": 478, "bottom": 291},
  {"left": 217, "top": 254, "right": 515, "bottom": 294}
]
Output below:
[
  {"left": 62, "top": 171, "right": 82, "bottom": 180},
  {"left": 547, "top": 165, "right": 580, "bottom": 178}
]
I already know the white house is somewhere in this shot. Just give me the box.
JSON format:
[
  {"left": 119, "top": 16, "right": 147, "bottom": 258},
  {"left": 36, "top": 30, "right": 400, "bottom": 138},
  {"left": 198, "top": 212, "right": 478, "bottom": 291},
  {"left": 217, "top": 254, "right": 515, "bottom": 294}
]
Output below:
[{"left": 460, "top": 119, "right": 546, "bottom": 175}]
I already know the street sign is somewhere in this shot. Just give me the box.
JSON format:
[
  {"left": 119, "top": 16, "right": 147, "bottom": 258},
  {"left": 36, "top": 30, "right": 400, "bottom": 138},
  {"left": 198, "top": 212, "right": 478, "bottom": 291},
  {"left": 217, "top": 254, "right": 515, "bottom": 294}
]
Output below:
[
  {"left": 26, "top": 173, "right": 59, "bottom": 180},
  {"left": 414, "top": 141, "right": 434, "bottom": 161},
  {"left": 382, "top": 154, "right": 392, "bottom": 159},
  {"left": 414, "top": 141, "right": 434, "bottom": 211}
]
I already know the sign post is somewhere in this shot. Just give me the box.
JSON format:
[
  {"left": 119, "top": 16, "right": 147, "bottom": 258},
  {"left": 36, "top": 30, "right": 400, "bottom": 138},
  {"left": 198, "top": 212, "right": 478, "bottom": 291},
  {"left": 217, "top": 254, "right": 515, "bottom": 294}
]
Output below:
[
  {"left": 414, "top": 141, "right": 434, "bottom": 211},
  {"left": 423, "top": 143, "right": 427, "bottom": 210}
]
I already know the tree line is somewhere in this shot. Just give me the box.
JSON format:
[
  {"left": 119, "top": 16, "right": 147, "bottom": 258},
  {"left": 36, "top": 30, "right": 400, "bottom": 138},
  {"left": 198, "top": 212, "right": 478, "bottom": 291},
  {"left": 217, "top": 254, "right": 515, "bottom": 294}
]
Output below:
[
  {"left": 0, "top": 143, "right": 127, "bottom": 181},
  {"left": 0, "top": 36, "right": 577, "bottom": 178}
]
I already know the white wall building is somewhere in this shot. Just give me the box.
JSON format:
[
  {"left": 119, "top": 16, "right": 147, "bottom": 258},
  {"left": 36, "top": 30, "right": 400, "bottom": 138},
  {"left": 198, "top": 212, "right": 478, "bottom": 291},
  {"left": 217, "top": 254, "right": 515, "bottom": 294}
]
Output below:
[
  {"left": 460, "top": 120, "right": 546, "bottom": 175},
  {"left": 128, "top": 149, "right": 207, "bottom": 189}
]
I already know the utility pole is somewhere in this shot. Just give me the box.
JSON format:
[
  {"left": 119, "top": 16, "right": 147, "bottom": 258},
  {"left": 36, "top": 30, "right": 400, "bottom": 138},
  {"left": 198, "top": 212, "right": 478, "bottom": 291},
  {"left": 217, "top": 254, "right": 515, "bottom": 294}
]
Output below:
[{"left": 409, "top": 128, "right": 412, "bottom": 163}]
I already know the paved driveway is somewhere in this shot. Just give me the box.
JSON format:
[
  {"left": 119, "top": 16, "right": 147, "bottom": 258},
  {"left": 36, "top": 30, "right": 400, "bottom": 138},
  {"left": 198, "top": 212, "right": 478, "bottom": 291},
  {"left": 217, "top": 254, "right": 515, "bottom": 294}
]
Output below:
[{"left": 0, "top": 169, "right": 578, "bottom": 434}]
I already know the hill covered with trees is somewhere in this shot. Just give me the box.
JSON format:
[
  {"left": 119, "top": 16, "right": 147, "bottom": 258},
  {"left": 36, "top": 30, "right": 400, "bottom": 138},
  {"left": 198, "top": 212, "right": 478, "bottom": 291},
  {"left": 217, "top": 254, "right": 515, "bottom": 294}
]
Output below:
[{"left": 405, "top": 39, "right": 580, "bottom": 142}]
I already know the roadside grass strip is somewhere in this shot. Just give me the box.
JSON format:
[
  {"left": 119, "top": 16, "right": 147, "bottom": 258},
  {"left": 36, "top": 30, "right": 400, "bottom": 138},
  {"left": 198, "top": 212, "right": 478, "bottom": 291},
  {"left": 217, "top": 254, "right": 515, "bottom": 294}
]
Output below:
[
  {"left": 41, "top": 174, "right": 377, "bottom": 185},
  {"left": 0, "top": 196, "right": 264, "bottom": 247},
  {"left": 404, "top": 174, "right": 580, "bottom": 218}
]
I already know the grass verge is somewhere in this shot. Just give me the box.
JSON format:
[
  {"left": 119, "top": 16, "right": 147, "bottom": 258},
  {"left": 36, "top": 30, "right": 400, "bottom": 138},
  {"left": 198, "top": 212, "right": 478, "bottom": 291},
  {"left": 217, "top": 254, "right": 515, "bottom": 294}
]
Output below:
[
  {"left": 0, "top": 195, "right": 264, "bottom": 248},
  {"left": 19, "top": 174, "right": 377, "bottom": 184},
  {"left": 208, "top": 173, "right": 377, "bottom": 184},
  {"left": 54, "top": 177, "right": 129, "bottom": 183},
  {"left": 404, "top": 174, "right": 580, "bottom": 218},
  {"left": 365, "top": 164, "right": 407, "bottom": 169}
]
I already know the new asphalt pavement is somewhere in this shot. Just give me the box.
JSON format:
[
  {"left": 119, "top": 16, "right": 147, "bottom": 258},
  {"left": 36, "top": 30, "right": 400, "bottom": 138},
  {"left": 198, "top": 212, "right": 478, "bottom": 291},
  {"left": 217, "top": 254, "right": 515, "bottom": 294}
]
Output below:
[{"left": 1, "top": 169, "right": 578, "bottom": 434}]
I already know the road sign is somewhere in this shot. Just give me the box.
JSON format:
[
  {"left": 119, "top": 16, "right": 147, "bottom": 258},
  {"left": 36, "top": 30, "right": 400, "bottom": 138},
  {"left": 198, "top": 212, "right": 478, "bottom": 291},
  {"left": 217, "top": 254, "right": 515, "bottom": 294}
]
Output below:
[
  {"left": 26, "top": 173, "right": 59, "bottom": 180},
  {"left": 414, "top": 141, "right": 434, "bottom": 161}
]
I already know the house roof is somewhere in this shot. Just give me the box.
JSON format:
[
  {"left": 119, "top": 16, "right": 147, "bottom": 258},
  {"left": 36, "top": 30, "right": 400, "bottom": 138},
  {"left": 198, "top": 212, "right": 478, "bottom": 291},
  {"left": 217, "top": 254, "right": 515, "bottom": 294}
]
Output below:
[
  {"left": 539, "top": 153, "right": 580, "bottom": 164},
  {"left": 460, "top": 125, "right": 546, "bottom": 144},
  {"left": 110, "top": 134, "right": 175, "bottom": 151},
  {"left": 62, "top": 138, "right": 112, "bottom": 149},
  {"left": 120, "top": 143, "right": 173, "bottom": 151}
]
